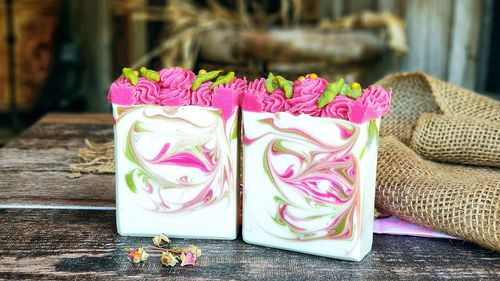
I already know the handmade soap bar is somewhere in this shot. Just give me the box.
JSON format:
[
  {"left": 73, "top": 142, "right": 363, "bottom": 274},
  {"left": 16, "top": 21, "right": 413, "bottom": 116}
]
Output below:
[
  {"left": 242, "top": 111, "right": 380, "bottom": 261},
  {"left": 113, "top": 104, "right": 239, "bottom": 239}
]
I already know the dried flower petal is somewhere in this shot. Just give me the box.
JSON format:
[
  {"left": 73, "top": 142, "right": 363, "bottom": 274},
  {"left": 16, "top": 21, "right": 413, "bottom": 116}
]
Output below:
[
  {"left": 180, "top": 250, "right": 197, "bottom": 266},
  {"left": 160, "top": 251, "right": 178, "bottom": 267},
  {"left": 152, "top": 233, "right": 172, "bottom": 247},
  {"left": 125, "top": 246, "right": 149, "bottom": 263}
]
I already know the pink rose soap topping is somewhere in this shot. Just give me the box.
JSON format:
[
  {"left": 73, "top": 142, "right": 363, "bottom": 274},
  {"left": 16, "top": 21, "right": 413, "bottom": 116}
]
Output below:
[
  {"left": 241, "top": 73, "right": 392, "bottom": 123},
  {"left": 108, "top": 67, "right": 244, "bottom": 122},
  {"left": 108, "top": 67, "right": 392, "bottom": 123}
]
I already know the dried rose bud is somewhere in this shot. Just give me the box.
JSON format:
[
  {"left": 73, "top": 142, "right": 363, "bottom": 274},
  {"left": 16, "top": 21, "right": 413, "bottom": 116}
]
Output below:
[
  {"left": 180, "top": 250, "right": 197, "bottom": 267},
  {"left": 160, "top": 251, "right": 178, "bottom": 267},
  {"left": 126, "top": 246, "right": 149, "bottom": 263},
  {"left": 152, "top": 233, "right": 172, "bottom": 247},
  {"left": 169, "top": 245, "right": 202, "bottom": 257}
]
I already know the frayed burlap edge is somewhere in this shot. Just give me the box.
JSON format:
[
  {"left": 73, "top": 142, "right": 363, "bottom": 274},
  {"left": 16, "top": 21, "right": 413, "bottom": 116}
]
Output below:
[{"left": 67, "top": 139, "right": 114, "bottom": 178}]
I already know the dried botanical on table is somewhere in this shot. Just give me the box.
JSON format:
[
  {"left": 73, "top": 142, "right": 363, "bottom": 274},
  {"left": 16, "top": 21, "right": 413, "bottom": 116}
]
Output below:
[{"left": 124, "top": 234, "right": 201, "bottom": 267}]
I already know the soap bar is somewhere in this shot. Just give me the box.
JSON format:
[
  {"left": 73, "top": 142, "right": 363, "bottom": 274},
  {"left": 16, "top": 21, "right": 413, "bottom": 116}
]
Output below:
[
  {"left": 114, "top": 104, "right": 239, "bottom": 239},
  {"left": 242, "top": 111, "right": 379, "bottom": 261}
]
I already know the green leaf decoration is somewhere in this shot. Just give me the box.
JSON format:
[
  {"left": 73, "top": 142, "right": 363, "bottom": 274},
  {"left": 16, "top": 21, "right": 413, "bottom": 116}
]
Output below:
[
  {"left": 122, "top": 67, "right": 139, "bottom": 86},
  {"left": 191, "top": 70, "right": 222, "bottom": 90},
  {"left": 275, "top": 76, "right": 293, "bottom": 99},
  {"left": 339, "top": 83, "right": 349, "bottom": 95},
  {"left": 125, "top": 170, "right": 137, "bottom": 193},
  {"left": 317, "top": 78, "right": 345, "bottom": 108},
  {"left": 265, "top": 73, "right": 278, "bottom": 93},
  {"left": 210, "top": 71, "right": 235, "bottom": 90},
  {"left": 139, "top": 66, "right": 160, "bottom": 82}
]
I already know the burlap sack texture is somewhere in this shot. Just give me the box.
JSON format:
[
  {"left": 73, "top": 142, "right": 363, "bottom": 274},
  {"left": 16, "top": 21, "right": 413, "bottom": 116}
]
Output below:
[
  {"left": 376, "top": 71, "right": 500, "bottom": 167},
  {"left": 375, "top": 72, "right": 500, "bottom": 251}
]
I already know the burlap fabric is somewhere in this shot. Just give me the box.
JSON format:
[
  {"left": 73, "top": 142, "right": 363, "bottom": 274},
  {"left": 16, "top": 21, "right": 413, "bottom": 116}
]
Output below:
[
  {"left": 376, "top": 72, "right": 500, "bottom": 167},
  {"left": 376, "top": 72, "right": 500, "bottom": 250}
]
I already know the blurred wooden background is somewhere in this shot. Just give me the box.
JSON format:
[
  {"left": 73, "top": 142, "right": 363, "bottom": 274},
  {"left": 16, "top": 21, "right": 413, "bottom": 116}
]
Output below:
[{"left": 0, "top": 0, "right": 495, "bottom": 127}]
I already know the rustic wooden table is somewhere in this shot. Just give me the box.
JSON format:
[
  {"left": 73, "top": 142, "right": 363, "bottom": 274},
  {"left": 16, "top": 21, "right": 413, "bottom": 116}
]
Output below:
[{"left": 0, "top": 113, "right": 498, "bottom": 280}]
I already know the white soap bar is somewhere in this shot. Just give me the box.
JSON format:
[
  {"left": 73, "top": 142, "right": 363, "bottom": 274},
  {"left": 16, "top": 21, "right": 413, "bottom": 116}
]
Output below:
[
  {"left": 242, "top": 111, "right": 379, "bottom": 261},
  {"left": 113, "top": 105, "right": 239, "bottom": 239}
]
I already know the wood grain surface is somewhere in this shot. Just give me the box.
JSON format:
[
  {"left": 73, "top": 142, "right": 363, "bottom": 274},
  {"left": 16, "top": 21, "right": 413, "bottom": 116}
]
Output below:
[
  {"left": 0, "top": 209, "right": 498, "bottom": 280},
  {"left": 0, "top": 113, "right": 498, "bottom": 279},
  {"left": 0, "top": 113, "right": 114, "bottom": 208}
]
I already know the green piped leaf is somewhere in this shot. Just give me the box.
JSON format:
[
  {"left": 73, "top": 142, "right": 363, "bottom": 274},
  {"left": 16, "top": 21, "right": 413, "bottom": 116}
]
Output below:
[
  {"left": 191, "top": 70, "right": 222, "bottom": 90},
  {"left": 275, "top": 76, "right": 293, "bottom": 99},
  {"left": 265, "top": 73, "right": 278, "bottom": 93},
  {"left": 139, "top": 66, "right": 160, "bottom": 82},
  {"left": 125, "top": 170, "right": 137, "bottom": 193},
  {"left": 339, "top": 84, "right": 349, "bottom": 95},
  {"left": 210, "top": 71, "right": 235, "bottom": 90},
  {"left": 317, "top": 78, "right": 344, "bottom": 108},
  {"left": 122, "top": 67, "right": 139, "bottom": 85}
]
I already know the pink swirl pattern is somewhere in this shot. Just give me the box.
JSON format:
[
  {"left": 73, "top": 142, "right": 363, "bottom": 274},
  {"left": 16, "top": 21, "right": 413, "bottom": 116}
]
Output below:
[
  {"left": 287, "top": 75, "right": 328, "bottom": 117},
  {"left": 191, "top": 81, "right": 213, "bottom": 106},
  {"left": 243, "top": 117, "right": 361, "bottom": 241},
  {"left": 135, "top": 77, "right": 160, "bottom": 105},
  {"left": 118, "top": 107, "right": 237, "bottom": 214},
  {"left": 157, "top": 68, "right": 195, "bottom": 106}
]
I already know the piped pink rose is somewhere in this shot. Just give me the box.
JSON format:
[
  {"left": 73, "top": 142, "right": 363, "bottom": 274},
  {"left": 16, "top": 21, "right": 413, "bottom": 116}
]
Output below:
[
  {"left": 135, "top": 77, "right": 160, "bottom": 105},
  {"left": 320, "top": 95, "right": 352, "bottom": 120},
  {"left": 191, "top": 81, "right": 213, "bottom": 106},
  {"left": 287, "top": 75, "right": 327, "bottom": 117},
  {"left": 157, "top": 67, "right": 195, "bottom": 106}
]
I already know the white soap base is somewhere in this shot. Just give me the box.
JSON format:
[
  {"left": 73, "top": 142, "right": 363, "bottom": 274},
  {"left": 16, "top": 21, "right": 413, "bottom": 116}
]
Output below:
[
  {"left": 242, "top": 111, "right": 379, "bottom": 261},
  {"left": 113, "top": 105, "right": 239, "bottom": 240}
]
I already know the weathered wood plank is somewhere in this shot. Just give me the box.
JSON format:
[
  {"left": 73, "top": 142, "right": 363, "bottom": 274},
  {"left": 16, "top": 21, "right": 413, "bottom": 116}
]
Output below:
[
  {"left": 447, "top": 0, "right": 482, "bottom": 89},
  {"left": 0, "top": 114, "right": 114, "bottom": 207},
  {"left": 0, "top": 209, "right": 498, "bottom": 280},
  {"left": 38, "top": 113, "right": 112, "bottom": 125},
  {"left": 402, "top": 0, "right": 453, "bottom": 78}
]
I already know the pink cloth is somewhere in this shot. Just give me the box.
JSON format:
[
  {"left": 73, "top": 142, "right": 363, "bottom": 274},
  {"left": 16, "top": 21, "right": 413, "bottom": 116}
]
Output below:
[{"left": 374, "top": 216, "right": 457, "bottom": 239}]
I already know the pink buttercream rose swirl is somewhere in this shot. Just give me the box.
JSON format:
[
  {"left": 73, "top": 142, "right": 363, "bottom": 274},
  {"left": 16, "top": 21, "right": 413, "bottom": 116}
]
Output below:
[
  {"left": 263, "top": 89, "right": 287, "bottom": 113},
  {"left": 191, "top": 81, "right": 213, "bottom": 106},
  {"left": 320, "top": 95, "right": 353, "bottom": 120},
  {"left": 134, "top": 77, "right": 160, "bottom": 105},
  {"left": 287, "top": 75, "right": 328, "bottom": 117},
  {"left": 157, "top": 67, "right": 195, "bottom": 106}
]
